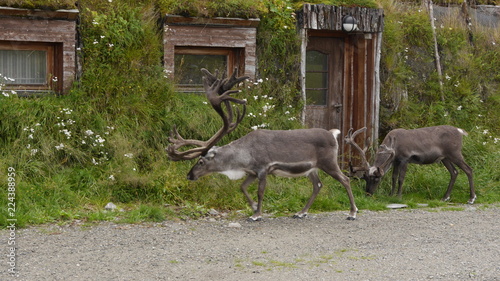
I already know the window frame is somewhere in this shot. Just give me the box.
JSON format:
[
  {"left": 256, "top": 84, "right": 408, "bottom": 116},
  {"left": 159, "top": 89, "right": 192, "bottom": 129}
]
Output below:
[
  {"left": 0, "top": 41, "right": 62, "bottom": 93},
  {"left": 174, "top": 46, "right": 244, "bottom": 93}
]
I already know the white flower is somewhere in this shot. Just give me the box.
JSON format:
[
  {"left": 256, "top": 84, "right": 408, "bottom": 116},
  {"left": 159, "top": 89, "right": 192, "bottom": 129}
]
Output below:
[
  {"left": 483, "top": 129, "right": 489, "bottom": 135},
  {"left": 84, "top": 130, "right": 94, "bottom": 136},
  {"left": 59, "top": 129, "right": 71, "bottom": 139},
  {"left": 251, "top": 126, "right": 258, "bottom": 130},
  {"left": 457, "top": 105, "right": 462, "bottom": 111},
  {"left": 61, "top": 108, "right": 72, "bottom": 114},
  {"left": 55, "top": 143, "right": 65, "bottom": 150},
  {"left": 28, "top": 134, "right": 33, "bottom": 139},
  {"left": 92, "top": 158, "right": 99, "bottom": 165},
  {"left": 30, "top": 149, "right": 38, "bottom": 156},
  {"left": 109, "top": 175, "right": 115, "bottom": 180},
  {"left": 124, "top": 153, "right": 134, "bottom": 158}
]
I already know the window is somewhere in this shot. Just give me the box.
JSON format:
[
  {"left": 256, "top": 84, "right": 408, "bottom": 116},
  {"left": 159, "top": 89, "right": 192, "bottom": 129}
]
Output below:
[
  {"left": 174, "top": 47, "right": 243, "bottom": 92},
  {"left": 305, "top": 50, "right": 328, "bottom": 105},
  {"left": 0, "top": 41, "right": 61, "bottom": 93}
]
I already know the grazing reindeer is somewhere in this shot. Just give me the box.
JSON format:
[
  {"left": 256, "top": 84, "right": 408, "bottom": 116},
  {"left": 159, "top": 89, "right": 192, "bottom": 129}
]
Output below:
[
  {"left": 167, "top": 69, "right": 358, "bottom": 221},
  {"left": 345, "top": 126, "right": 476, "bottom": 204}
]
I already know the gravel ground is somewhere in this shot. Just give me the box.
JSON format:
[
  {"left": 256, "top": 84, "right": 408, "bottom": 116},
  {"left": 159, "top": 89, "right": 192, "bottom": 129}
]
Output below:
[{"left": 2, "top": 204, "right": 499, "bottom": 281}]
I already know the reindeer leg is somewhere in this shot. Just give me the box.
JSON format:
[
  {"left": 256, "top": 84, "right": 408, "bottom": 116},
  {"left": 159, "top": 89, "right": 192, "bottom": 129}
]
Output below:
[
  {"left": 390, "top": 162, "right": 400, "bottom": 196},
  {"left": 293, "top": 171, "right": 322, "bottom": 219},
  {"left": 451, "top": 158, "right": 475, "bottom": 204},
  {"left": 441, "top": 159, "right": 458, "bottom": 202},
  {"left": 325, "top": 166, "right": 358, "bottom": 220},
  {"left": 396, "top": 162, "right": 409, "bottom": 198},
  {"left": 240, "top": 175, "right": 258, "bottom": 212},
  {"left": 248, "top": 174, "right": 267, "bottom": 222}
]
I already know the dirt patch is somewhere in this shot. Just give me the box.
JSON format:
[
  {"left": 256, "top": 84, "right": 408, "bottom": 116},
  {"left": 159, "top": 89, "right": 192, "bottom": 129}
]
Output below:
[{"left": 3, "top": 205, "right": 499, "bottom": 280}]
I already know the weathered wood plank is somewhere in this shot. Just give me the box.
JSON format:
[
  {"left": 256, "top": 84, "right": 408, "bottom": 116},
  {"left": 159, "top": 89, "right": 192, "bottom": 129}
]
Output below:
[
  {"left": 163, "top": 20, "right": 258, "bottom": 81},
  {"left": 298, "top": 4, "right": 384, "bottom": 33},
  {"left": 0, "top": 15, "right": 77, "bottom": 94}
]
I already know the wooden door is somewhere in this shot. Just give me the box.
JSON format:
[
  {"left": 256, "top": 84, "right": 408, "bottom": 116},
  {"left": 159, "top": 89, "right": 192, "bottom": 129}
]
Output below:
[{"left": 304, "top": 36, "right": 344, "bottom": 130}]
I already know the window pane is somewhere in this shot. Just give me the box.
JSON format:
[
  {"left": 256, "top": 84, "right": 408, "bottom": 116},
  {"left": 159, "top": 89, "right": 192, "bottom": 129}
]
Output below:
[
  {"left": 306, "top": 89, "right": 327, "bottom": 105},
  {"left": 305, "top": 72, "right": 327, "bottom": 89},
  {"left": 306, "top": 51, "right": 327, "bottom": 72},
  {"left": 175, "top": 54, "right": 227, "bottom": 86},
  {"left": 0, "top": 49, "right": 47, "bottom": 84}
]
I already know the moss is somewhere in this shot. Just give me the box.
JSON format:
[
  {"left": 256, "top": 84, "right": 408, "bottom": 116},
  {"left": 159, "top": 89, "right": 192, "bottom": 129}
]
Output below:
[
  {"left": 0, "top": 0, "right": 77, "bottom": 10},
  {"left": 156, "top": 0, "right": 266, "bottom": 18}
]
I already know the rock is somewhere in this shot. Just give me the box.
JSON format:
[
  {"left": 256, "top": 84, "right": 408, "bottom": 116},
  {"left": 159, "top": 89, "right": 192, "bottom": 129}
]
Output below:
[
  {"left": 228, "top": 222, "right": 242, "bottom": 228},
  {"left": 105, "top": 202, "right": 117, "bottom": 211},
  {"left": 209, "top": 208, "right": 219, "bottom": 216}
]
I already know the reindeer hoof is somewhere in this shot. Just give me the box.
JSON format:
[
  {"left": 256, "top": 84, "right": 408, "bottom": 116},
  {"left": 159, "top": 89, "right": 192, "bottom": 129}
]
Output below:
[
  {"left": 293, "top": 213, "right": 307, "bottom": 219},
  {"left": 467, "top": 195, "right": 476, "bottom": 205},
  {"left": 247, "top": 216, "right": 262, "bottom": 222},
  {"left": 346, "top": 216, "right": 356, "bottom": 221}
]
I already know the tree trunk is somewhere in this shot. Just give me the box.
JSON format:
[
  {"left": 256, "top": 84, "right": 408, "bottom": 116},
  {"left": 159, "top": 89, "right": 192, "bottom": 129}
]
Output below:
[{"left": 428, "top": 0, "right": 444, "bottom": 101}]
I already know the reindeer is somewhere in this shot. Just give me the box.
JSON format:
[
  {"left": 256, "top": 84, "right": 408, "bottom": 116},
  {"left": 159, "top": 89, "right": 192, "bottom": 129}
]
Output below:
[
  {"left": 345, "top": 126, "right": 476, "bottom": 204},
  {"left": 167, "top": 69, "right": 358, "bottom": 221}
]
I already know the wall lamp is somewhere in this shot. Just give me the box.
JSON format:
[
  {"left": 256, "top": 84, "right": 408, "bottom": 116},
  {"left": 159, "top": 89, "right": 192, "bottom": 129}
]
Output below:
[{"left": 342, "top": 15, "right": 358, "bottom": 33}]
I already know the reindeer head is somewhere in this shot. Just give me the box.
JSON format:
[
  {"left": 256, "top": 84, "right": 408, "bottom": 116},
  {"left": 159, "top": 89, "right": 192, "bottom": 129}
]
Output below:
[{"left": 345, "top": 127, "right": 395, "bottom": 195}]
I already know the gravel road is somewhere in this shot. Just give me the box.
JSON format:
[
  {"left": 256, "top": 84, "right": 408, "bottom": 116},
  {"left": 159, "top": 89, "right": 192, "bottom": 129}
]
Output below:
[{"left": 2, "top": 204, "right": 499, "bottom": 281}]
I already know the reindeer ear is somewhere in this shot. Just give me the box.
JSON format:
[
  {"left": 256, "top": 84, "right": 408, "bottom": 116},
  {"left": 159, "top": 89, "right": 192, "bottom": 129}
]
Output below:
[{"left": 203, "top": 146, "right": 218, "bottom": 160}]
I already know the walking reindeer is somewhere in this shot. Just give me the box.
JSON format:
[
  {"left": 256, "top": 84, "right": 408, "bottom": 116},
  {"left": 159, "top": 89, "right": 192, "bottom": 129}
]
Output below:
[
  {"left": 167, "top": 69, "right": 358, "bottom": 221},
  {"left": 345, "top": 126, "right": 476, "bottom": 204}
]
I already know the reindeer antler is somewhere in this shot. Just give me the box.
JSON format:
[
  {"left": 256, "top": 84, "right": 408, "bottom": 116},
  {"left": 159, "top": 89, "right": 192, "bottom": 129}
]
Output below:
[
  {"left": 202, "top": 67, "right": 249, "bottom": 93},
  {"left": 167, "top": 69, "right": 248, "bottom": 161},
  {"left": 345, "top": 127, "right": 371, "bottom": 174}
]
